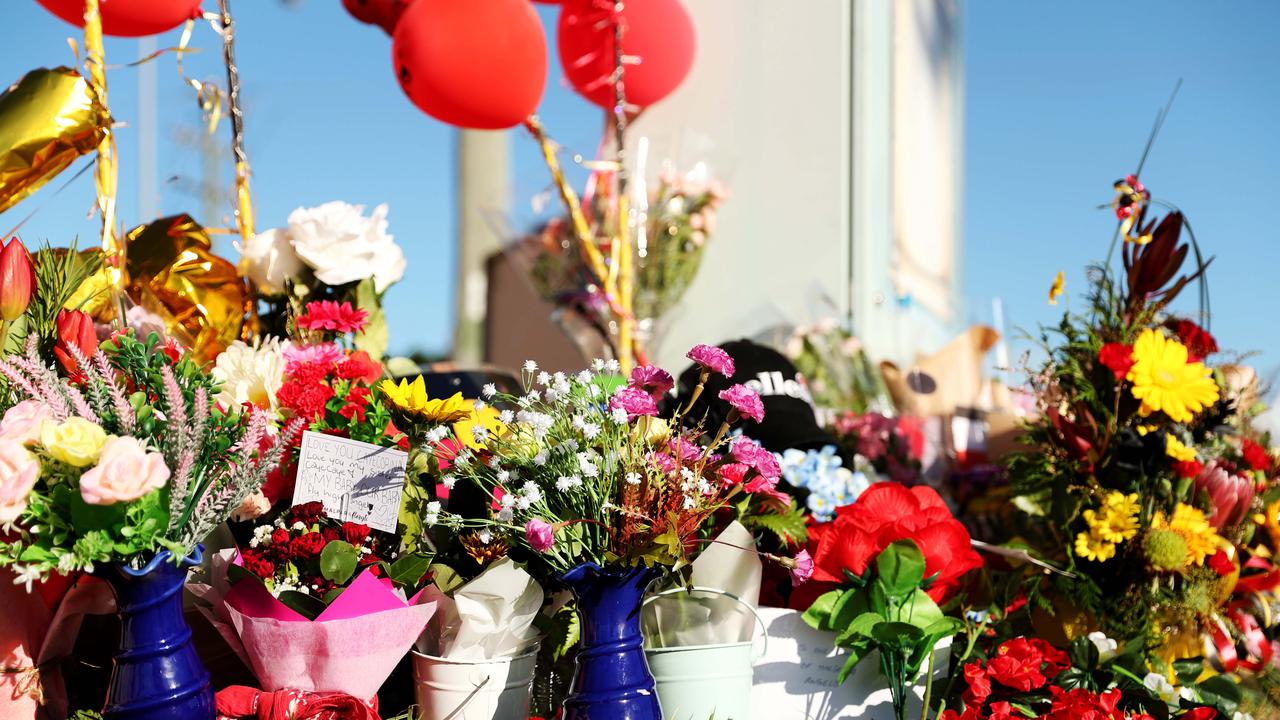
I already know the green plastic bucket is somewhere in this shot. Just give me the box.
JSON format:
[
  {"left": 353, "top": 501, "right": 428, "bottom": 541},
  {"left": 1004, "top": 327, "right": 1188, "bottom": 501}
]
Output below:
[{"left": 643, "top": 586, "right": 768, "bottom": 720}]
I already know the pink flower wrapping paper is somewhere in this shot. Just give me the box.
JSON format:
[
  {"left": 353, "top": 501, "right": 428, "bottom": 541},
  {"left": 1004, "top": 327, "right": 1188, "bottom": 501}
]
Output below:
[{"left": 188, "top": 549, "right": 437, "bottom": 701}]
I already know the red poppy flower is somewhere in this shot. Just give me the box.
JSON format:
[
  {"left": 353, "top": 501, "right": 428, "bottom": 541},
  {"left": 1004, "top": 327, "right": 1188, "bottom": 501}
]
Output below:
[
  {"left": 1098, "top": 343, "right": 1135, "bottom": 381},
  {"left": 809, "top": 483, "right": 983, "bottom": 603}
]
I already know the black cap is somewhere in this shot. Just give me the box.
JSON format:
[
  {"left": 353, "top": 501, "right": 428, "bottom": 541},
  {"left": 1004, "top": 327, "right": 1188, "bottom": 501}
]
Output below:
[{"left": 673, "top": 339, "right": 837, "bottom": 454}]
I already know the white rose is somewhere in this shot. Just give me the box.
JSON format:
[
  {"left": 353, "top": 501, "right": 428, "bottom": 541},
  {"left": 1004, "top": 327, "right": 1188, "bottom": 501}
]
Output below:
[
  {"left": 212, "top": 339, "right": 286, "bottom": 411},
  {"left": 238, "top": 228, "right": 303, "bottom": 296},
  {"left": 287, "top": 201, "right": 405, "bottom": 293}
]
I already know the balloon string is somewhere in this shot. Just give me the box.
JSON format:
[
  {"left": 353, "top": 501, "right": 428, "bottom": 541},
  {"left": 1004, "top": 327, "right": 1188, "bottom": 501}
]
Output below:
[
  {"left": 609, "top": 1, "right": 636, "bottom": 373},
  {"left": 217, "top": 0, "right": 256, "bottom": 243},
  {"left": 83, "top": 0, "right": 126, "bottom": 322}
]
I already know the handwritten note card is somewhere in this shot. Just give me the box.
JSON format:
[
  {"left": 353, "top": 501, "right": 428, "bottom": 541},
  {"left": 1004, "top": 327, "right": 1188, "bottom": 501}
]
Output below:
[
  {"left": 292, "top": 431, "right": 408, "bottom": 533},
  {"left": 751, "top": 607, "right": 950, "bottom": 720}
]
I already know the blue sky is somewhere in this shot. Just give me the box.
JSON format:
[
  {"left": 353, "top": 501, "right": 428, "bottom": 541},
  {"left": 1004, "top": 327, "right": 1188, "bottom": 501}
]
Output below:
[{"left": 1, "top": 1, "right": 1276, "bottom": 383}]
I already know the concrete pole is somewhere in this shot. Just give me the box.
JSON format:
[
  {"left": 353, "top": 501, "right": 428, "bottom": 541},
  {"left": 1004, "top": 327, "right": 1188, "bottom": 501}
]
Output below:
[{"left": 452, "top": 129, "right": 511, "bottom": 365}]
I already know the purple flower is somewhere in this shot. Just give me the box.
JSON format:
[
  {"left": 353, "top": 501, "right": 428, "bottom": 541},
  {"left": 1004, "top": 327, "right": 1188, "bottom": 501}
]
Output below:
[
  {"left": 686, "top": 344, "right": 735, "bottom": 377},
  {"left": 629, "top": 365, "right": 674, "bottom": 400},
  {"left": 609, "top": 386, "right": 658, "bottom": 420},
  {"left": 525, "top": 519, "right": 555, "bottom": 553},
  {"left": 790, "top": 549, "right": 814, "bottom": 586},
  {"left": 718, "top": 384, "right": 764, "bottom": 423}
]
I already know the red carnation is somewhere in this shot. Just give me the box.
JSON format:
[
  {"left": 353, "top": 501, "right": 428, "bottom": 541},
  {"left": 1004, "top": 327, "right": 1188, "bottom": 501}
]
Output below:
[
  {"left": 336, "top": 350, "right": 384, "bottom": 385},
  {"left": 1173, "top": 459, "right": 1204, "bottom": 480},
  {"left": 1098, "top": 342, "right": 1135, "bottom": 381},
  {"left": 338, "top": 403, "right": 366, "bottom": 423},
  {"left": 809, "top": 483, "right": 983, "bottom": 604},
  {"left": 241, "top": 550, "right": 275, "bottom": 579},
  {"left": 1242, "top": 438, "right": 1270, "bottom": 472},
  {"left": 321, "top": 527, "right": 341, "bottom": 543},
  {"left": 341, "top": 522, "right": 371, "bottom": 546},
  {"left": 270, "top": 528, "right": 291, "bottom": 547},
  {"left": 277, "top": 375, "right": 335, "bottom": 422},
  {"left": 290, "top": 532, "right": 327, "bottom": 560},
  {"left": 289, "top": 501, "right": 327, "bottom": 526},
  {"left": 297, "top": 300, "right": 369, "bottom": 334},
  {"left": 1167, "top": 319, "right": 1218, "bottom": 362}
]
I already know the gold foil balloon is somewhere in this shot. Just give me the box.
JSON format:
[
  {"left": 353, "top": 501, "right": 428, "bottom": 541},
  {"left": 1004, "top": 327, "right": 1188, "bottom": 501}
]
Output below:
[
  {"left": 123, "top": 215, "right": 247, "bottom": 363},
  {"left": 0, "top": 67, "right": 109, "bottom": 214}
]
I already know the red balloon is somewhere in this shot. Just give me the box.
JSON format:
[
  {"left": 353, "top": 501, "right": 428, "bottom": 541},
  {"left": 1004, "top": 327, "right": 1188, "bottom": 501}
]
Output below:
[
  {"left": 557, "top": 0, "right": 695, "bottom": 111},
  {"left": 392, "top": 0, "right": 547, "bottom": 130},
  {"left": 342, "top": 0, "right": 412, "bottom": 36},
  {"left": 35, "top": 0, "right": 202, "bottom": 37}
]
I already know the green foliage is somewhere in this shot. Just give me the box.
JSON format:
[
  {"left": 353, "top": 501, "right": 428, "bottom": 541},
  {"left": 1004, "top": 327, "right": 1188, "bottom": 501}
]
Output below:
[
  {"left": 319, "top": 540, "right": 359, "bottom": 584},
  {"left": 740, "top": 497, "right": 809, "bottom": 546},
  {"left": 352, "top": 277, "right": 388, "bottom": 360}
]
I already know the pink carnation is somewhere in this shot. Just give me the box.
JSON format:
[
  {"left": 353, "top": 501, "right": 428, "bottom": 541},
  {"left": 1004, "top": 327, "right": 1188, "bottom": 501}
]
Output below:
[
  {"left": 790, "top": 549, "right": 814, "bottom": 586},
  {"left": 610, "top": 386, "right": 658, "bottom": 420},
  {"left": 717, "top": 462, "right": 749, "bottom": 487},
  {"left": 667, "top": 436, "right": 702, "bottom": 464},
  {"left": 719, "top": 384, "right": 765, "bottom": 423},
  {"left": 283, "top": 341, "right": 345, "bottom": 373},
  {"left": 629, "top": 365, "right": 674, "bottom": 400},
  {"left": 296, "top": 300, "right": 369, "bottom": 334},
  {"left": 730, "top": 436, "right": 782, "bottom": 485},
  {"left": 686, "top": 344, "right": 735, "bottom": 377},
  {"left": 525, "top": 519, "right": 555, "bottom": 553}
]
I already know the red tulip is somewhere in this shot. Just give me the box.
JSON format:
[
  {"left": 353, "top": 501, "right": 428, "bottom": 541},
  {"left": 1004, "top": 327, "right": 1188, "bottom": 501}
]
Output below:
[
  {"left": 0, "top": 237, "right": 35, "bottom": 322},
  {"left": 1194, "top": 461, "right": 1255, "bottom": 529},
  {"left": 54, "top": 309, "right": 98, "bottom": 374}
]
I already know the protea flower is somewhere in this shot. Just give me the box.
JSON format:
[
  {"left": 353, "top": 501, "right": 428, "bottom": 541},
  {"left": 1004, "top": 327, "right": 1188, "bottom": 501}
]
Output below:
[{"left": 1194, "top": 460, "right": 1255, "bottom": 529}]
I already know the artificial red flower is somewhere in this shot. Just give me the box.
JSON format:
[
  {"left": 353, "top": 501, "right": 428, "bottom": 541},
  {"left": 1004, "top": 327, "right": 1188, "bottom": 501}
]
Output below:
[
  {"left": 53, "top": 309, "right": 98, "bottom": 376},
  {"left": 1242, "top": 438, "right": 1270, "bottom": 473},
  {"left": 289, "top": 501, "right": 326, "bottom": 526},
  {"left": 297, "top": 300, "right": 369, "bottom": 334},
  {"left": 341, "top": 522, "right": 371, "bottom": 546},
  {"left": 1177, "top": 709, "right": 1216, "bottom": 720},
  {"left": 1207, "top": 549, "right": 1235, "bottom": 576},
  {"left": 810, "top": 483, "right": 983, "bottom": 603},
  {"left": 986, "top": 703, "right": 1016, "bottom": 720},
  {"left": 290, "top": 532, "right": 327, "bottom": 560},
  {"left": 1098, "top": 343, "right": 1135, "bottom": 381},
  {"left": 986, "top": 643, "right": 1047, "bottom": 691},
  {"left": 1167, "top": 319, "right": 1218, "bottom": 362},
  {"left": 1173, "top": 459, "right": 1203, "bottom": 480},
  {"left": 960, "top": 661, "right": 991, "bottom": 706},
  {"left": 1024, "top": 637, "right": 1070, "bottom": 678},
  {"left": 335, "top": 350, "right": 383, "bottom": 385}
]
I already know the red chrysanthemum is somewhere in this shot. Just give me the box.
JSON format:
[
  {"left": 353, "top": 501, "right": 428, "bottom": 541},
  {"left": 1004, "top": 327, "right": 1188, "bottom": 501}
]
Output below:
[
  {"left": 1098, "top": 342, "right": 1135, "bottom": 381},
  {"left": 297, "top": 300, "right": 369, "bottom": 334}
]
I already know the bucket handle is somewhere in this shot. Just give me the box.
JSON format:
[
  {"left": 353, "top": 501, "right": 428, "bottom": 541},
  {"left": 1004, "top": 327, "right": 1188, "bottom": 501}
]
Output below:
[{"left": 644, "top": 585, "right": 770, "bottom": 662}]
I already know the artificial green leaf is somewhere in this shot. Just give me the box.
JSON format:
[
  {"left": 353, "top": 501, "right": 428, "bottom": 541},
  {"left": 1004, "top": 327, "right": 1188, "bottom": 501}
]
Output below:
[
  {"left": 831, "top": 588, "right": 869, "bottom": 632},
  {"left": 875, "top": 540, "right": 925, "bottom": 600},
  {"left": 319, "top": 540, "right": 359, "bottom": 584},
  {"left": 1069, "top": 635, "right": 1100, "bottom": 671},
  {"left": 277, "top": 590, "right": 326, "bottom": 620},
  {"left": 1172, "top": 658, "right": 1204, "bottom": 687},
  {"left": 835, "top": 611, "right": 885, "bottom": 646},
  {"left": 801, "top": 590, "right": 843, "bottom": 632},
  {"left": 836, "top": 641, "right": 871, "bottom": 685},
  {"left": 870, "top": 621, "right": 923, "bottom": 650},
  {"left": 899, "top": 588, "right": 945, "bottom": 629},
  {"left": 1053, "top": 667, "right": 1091, "bottom": 691}
]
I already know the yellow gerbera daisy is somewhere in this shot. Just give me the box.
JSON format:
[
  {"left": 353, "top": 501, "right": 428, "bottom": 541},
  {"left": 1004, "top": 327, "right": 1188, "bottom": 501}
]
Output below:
[
  {"left": 1151, "top": 503, "right": 1221, "bottom": 567},
  {"left": 378, "top": 376, "right": 472, "bottom": 424},
  {"left": 1164, "top": 434, "right": 1197, "bottom": 462},
  {"left": 1127, "top": 329, "right": 1220, "bottom": 423},
  {"left": 1075, "top": 529, "right": 1116, "bottom": 562}
]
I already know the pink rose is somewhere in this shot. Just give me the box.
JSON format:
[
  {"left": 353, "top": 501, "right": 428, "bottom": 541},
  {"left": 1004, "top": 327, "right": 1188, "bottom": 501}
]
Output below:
[
  {"left": 0, "top": 439, "right": 39, "bottom": 523},
  {"left": 79, "top": 436, "right": 171, "bottom": 505},
  {"left": 525, "top": 519, "right": 555, "bottom": 553},
  {"left": 0, "top": 400, "right": 52, "bottom": 445}
]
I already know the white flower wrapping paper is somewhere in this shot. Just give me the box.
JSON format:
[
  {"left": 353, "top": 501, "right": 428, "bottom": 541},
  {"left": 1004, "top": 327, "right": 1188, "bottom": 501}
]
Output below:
[
  {"left": 414, "top": 558, "right": 543, "bottom": 660},
  {"left": 642, "top": 521, "right": 763, "bottom": 647},
  {"left": 187, "top": 549, "right": 437, "bottom": 701}
]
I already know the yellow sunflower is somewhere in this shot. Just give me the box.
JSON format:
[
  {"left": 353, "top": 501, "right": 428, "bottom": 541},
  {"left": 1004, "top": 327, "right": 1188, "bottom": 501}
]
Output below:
[
  {"left": 1127, "top": 329, "right": 1220, "bottom": 423},
  {"left": 378, "top": 376, "right": 472, "bottom": 424}
]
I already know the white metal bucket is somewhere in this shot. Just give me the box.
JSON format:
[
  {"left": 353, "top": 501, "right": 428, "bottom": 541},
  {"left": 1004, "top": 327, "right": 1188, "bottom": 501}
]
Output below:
[
  {"left": 411, "top": 646, "right": 538, "bottom": 720},
  {"left": 643, "top": 586, "right": 769, "bottom": 720}
]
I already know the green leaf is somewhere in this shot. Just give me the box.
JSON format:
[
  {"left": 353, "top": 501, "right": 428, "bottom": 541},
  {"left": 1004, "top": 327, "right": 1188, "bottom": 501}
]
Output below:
[
  {"left": 836, "top": 640, "right": 871, "bottom": 685},
  {"left": 801, "top": 590, "right": 843, "bottom": 632},
  {"left": 429, "top": 563, "right": 466, "bottom": 595},
  {"left": 386, "top": 551, "right": 433, "bottom": 589},
  {"left": 835, "top": 611, "right": 885, "bottom": 645},
  {"left": 319, "top": 541, "right": 359, "bottom": 584},
  {"left": 545, "top": 604, "right": 580, "bottom": 661},
  {"left": 277, "top": 590, "right": 327, "bottom": 620},
  {"left": 899, "top": 588, "right": 945, "bottom": 629},
  {"left": 831, "top": 588, "right": 869, "bottom": 631},
  {"left": 1069, "top": 635, "right": 1100, "bottom": 671},
  {"left": 870, "top": 621, "right": 923, "bottom": 650},
  {"left": 323, "top": 587, "right": 345, "bottom": 604},
  {"left": 1194, "top": 675, "right": 1241, "bottom": 717},
  {"left": 1172, "top": 658, "right": 1204, "bottom": 687},
  {"left": 352, "top": 278, "right": 388, "bottom": 360},
  {"left": 1054, "top": 667, "right": 1092, "bottom": 691},
  {"left": 744, "top": 501, "right": 810, "bottom": 545},
  {"left": 874, "top": 540, "right": 926, "bottom": 600}
]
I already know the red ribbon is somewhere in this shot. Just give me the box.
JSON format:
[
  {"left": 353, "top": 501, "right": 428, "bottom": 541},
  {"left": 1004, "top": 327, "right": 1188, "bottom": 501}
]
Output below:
[
  {"left": 1235, "top": 555, "right": 1280, "bottom": 594},
  {"left": 215, "top": 686, "right": 381, "bottom": 720}
]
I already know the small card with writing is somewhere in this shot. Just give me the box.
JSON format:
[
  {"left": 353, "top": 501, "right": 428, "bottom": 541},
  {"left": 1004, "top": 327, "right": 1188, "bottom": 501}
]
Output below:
[
  {"left": 292, "top": 431, "right": 408, "bottom": 533},
  {"left": 751, "top": 607, "right": 950, "bottom": 720}
]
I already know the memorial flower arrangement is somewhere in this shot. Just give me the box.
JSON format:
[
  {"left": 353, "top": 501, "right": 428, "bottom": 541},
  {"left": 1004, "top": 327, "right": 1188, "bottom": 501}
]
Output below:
[
  {"left": 799, "top": 482, "right": 985, "bottom": 720},
  {"left": 0, "top": 329, "right": 299, "bottom": 581},
  {"left": 383, "top": 346, "right": 798, "bottom": 579},
  {"left": 782, "top": 318, "right": 890, "bottom": 416},
  {"left": 775, "top": 444, "right": 874, "bottom": 521},
  {"left": 832, "top": 410, "right": 925, "bottom": 485},
  {"left": 1000, "top": 177, "right": 1277, "bottom": 689},
  {"left": 241, "top": 201, "right": 405, "bottom": 358}
]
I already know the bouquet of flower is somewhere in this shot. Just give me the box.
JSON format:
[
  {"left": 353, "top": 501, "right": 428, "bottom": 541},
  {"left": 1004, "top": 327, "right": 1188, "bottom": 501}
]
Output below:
[
  {"left": 832, "top": 411, "right": 924, "bottom": 485},
  {"left": 0, "top": 329, "right": 297, "bottom": 580},
  {"left": 782, "top": 318, "right": 891, "bottom": 417},
  {"left": 939, "top": 632, "right": 1245, "bottom": 720},
  {"left": 212, "top": 299, "right": 395, "bottom": 511},
  {"left": 383, "top": 344, "right": 797, "bottom": 579},
  {"left": 239, "top": 201, "right": 406, "bottom": 359},
  {"left": 1000, "top": 175, "right": 1272, "bottom": 670},
  {"left": 797, "top": 482, "right": 984, "bottom": 720}
]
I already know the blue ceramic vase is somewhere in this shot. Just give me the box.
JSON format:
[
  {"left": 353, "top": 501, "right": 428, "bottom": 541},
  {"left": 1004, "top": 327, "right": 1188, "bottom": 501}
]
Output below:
[
  {"left": 559, "top": 561, "right": 663, "bottom": 720},
  {"left": 101, "top": 545, "right": 215, "bottom": 720}
]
